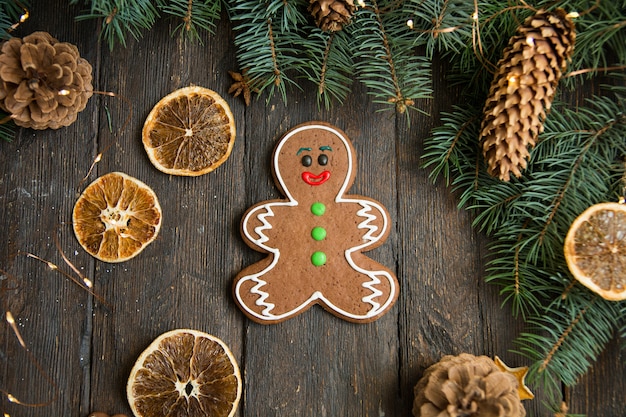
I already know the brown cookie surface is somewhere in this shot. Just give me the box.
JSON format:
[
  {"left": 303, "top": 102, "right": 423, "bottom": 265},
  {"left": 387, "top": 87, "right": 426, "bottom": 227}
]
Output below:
[{"left": 234, "top": 121, "right": 398, "bottom": 324}]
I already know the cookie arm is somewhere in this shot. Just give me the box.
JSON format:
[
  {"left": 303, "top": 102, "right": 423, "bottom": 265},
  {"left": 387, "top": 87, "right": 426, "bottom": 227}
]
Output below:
[
  {"left": 241, "top": 204, "right": 275, "bottom": 251},
  {"left": 352, "top": 198, "right": 390, "bottom": 247}
]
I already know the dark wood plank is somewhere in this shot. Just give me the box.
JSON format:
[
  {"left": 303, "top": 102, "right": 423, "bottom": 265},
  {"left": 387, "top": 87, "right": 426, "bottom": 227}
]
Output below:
[
  {"left": 0, "top": 3, "right": 102, "bottom": 417},
  {"left": 85, "top": 10, "right": 247, "bottom": 417}
]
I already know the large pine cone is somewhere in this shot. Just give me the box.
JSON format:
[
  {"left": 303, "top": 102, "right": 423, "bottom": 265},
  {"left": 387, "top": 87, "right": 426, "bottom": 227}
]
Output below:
[
  {"left": 309, "top": 0, "right": 356, "bottom": 32},
  {"left": 479, "top": 9, "right": 576, "bottom": 181},
  {"left": 0, "top": 31, "right": 93, "bottom": 130},
  {"left": 413, "top": 353, "right": 526, "bottom": 417}
]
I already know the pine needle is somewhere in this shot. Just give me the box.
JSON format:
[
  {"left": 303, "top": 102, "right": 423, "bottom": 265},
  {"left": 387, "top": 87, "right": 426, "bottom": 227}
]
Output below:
[{"left": 160, "top": 0, "right": 221, "bottom": 42}]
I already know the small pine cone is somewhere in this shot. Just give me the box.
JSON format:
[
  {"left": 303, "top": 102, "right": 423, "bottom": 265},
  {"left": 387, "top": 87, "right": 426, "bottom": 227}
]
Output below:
[
  {"left": 309, "top": 0, "right": 356, "bottom": 32},
  {"left": 413, "top": 353, "right": 526, "bottom": 417},
  {"left": 0, "top": 31, "right": 93, "bottom": 130},
  {"left": 479, "top": 9, "right": 576, "bottom": 181}
]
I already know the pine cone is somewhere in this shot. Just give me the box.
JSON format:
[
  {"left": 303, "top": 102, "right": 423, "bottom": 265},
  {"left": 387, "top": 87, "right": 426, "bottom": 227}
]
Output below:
[
  {"left": 309, "top": 0, "right": 356, "bottom": 32},
  {"left": 412, "top": 353, "right": 526, "bottom": 417},
  {"left": 479, "top": 9, "right": 576, "bottom": 181},
  {"left": 0, "top": 31, "right": 93, "bottom": 130}
]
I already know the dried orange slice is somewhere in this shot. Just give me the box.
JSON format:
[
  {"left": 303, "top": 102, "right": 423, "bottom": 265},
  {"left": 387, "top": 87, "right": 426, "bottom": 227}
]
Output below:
[
  {"left": 564, "top": 202, "right": 626, "bottom": 301},
  {"left": 142, "top": 86, "right": 236, "bottom": 176},
  {"left": 127, "top": 329, "right": 242, "bottom": 417},
  {"left": 72, "top": 172, "right": 162, "bottom": 263}
]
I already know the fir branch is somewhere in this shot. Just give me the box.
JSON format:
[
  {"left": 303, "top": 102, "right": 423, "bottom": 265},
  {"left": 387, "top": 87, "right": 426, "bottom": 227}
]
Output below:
[
  {"left": 227, "top": 0, "right": 307, "bottom": 102},
  {"left": 298, "top": 28, "right": 354, "bottom": 108},
  {"left": 484, "top": 231, "right": 555, "bottom": 319},
  {"left": 422, "top": 105, "right": 481, "bottom": 186},
  {"left": 514, "top": 290, "right": 621, "bottom": 401},
  {"left": 350, "top": 0, "right": 432, "bottom": 117},
  {"left": 424, "top": 70, "right": 626, "bottom": 406},
  {"left": 71, "top": 0, "right": 161, "bottom": 50},
  {"left": 403, "top": 0, "right": 475, "bottom": 57},
  {"left": 159, "top": 0, "right": 221, "bottom": 41},
  {"left": 562, "top": 0, "right": 626, "bottom": 83}
]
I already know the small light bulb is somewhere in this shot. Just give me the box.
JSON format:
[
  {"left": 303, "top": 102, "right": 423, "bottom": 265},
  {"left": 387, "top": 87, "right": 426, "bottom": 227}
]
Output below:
[
  {"left": 407, "top": 19, "right": 414, "bottom": 29},
  {"left": 58, "top": 89, "right": 70, "bottom": 96},
  {"left": 526, "top": 36, "right": 535, "bottom": 46},
  {"left": 472, "top": 12, "right": 479, "bottom": 21}
]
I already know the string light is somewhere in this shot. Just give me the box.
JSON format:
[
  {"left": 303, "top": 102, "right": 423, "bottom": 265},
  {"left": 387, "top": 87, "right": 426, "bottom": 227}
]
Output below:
[
  {"left": 526, "top": 36, "right": 535, "bottom": 47},
  {"left": 23, "top": 249, "right": 111, "bottom": 309},
  {"left": 407, "top": 19, "right": 414, "bottom": 29},
  {"left": 10, "top": 9, "right": 29, "bottom": 30},
  {"left": 58, "top": 89, "right": 70, "bottom": 96},
  {"left": 5, "top": 311, "right": 26, "bottom": 349},
  {"left": 26, "top": 253, "right": 58, "bottom": 271}
]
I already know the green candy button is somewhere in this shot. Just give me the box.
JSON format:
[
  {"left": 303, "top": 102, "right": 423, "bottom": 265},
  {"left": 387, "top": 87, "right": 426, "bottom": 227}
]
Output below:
[
  {"left": 311, "top": 226, "right": 327, "bottom": 241},
  {"left": 311, "top": 202, "right": 326, "bottom": 216},
  {"left": 311, "top": 251, "right": 327, "bottom": 266}
]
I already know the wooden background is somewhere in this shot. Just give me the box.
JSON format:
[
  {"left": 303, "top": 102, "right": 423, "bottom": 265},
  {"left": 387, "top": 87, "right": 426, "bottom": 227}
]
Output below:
[{"left": 1, "top": 2, "right": 625, "bottom": 417}]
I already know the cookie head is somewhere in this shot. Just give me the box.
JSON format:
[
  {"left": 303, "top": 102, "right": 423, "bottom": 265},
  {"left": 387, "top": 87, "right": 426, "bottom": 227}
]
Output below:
[{"left": 274, "top": 123, "right": 356, "bottom": 201}]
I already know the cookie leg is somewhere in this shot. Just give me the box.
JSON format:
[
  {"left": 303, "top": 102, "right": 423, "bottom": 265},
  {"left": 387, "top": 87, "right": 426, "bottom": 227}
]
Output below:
[
  {"left": 320, "top": 255, "right": 398, "bottom": 322},
  {"left": 233, "top": 257, "right": 317, "bottom": 324}
]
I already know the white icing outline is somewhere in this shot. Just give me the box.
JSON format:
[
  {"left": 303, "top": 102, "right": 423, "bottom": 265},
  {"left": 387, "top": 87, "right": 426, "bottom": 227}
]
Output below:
[{"left": 235, "top": 124, "right": 397, "bottom": 322}]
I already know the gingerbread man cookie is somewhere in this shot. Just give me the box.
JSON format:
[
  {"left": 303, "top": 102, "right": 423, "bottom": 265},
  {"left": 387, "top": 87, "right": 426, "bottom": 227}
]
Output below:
[{"left": 234, "top": 122, "right": 398, "bottom": 324}]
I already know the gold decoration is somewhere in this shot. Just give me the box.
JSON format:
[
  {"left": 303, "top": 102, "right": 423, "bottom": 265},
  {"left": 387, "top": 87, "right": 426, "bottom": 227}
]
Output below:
[
  {"left": 494, "top": 356, "right": 534, "bottom": 401},
  {"left": 479, "top": 9, "right": 576, "bottom": 181}
]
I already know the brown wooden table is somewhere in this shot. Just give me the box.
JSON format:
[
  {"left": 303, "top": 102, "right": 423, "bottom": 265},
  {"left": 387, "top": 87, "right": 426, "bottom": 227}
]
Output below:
[{"left": 1, "top": 2, "right": 624, "bottom": 417}]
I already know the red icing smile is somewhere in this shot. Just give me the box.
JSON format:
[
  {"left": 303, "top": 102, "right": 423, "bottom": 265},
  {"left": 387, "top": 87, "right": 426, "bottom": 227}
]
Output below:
[{"left": 302, "top": 171, "right": 331, "bottom": 186}]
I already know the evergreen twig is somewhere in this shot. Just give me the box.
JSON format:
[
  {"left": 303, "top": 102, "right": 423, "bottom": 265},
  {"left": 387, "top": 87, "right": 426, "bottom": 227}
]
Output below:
[
  {"left": 160, "top": 0, "right": 221, "bottom": 42},
  {"left": 227, "top": 0, "right": 306, "bottom": 102},
  {"left": 514, "top": 289, "right": 621, "bottom": 400},
  {"left": 71, "top": 0, "right": 162, "bottom": 50},
  {"left": 298, "top": 28, "right": 354, "bottom": 108},
  {"left": 350, "top": 1, "right": 432, "bottom": 118}
]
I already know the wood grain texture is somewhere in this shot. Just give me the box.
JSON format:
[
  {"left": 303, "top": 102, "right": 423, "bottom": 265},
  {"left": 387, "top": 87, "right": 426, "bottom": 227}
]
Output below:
[{"left": 0, "top": 3, "right": 624, "bottom": 417}]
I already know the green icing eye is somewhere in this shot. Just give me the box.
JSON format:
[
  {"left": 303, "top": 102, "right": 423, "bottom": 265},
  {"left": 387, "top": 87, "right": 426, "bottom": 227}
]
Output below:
[{"left": 311, "top": 202, "right": 325, "bottom": 216}]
